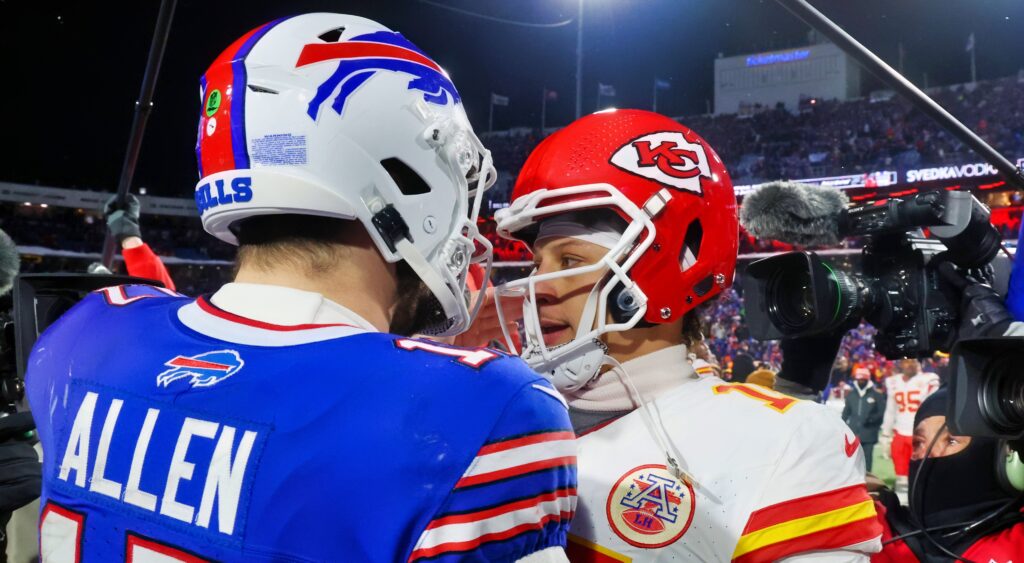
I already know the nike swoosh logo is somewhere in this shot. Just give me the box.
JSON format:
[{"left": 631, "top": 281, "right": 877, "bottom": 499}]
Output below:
[{"left": 845, "top": 435, "right": 861, "bottom": 457}]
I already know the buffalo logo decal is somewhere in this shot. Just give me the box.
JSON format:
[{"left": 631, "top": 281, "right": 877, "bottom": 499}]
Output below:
[
  {"left": 297, "top": 30, "right": 460, "bottom": 120},
  {"left": 610, "top": 131, "right": 712, "bottom": 194},
  {"left": 157, "top": 350, "right": 245, "bottom": 389}
]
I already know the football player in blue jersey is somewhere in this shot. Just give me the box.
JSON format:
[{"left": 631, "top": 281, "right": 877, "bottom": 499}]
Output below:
[{"left": 26, "top": 14, "right": 575, "bottom": 562}]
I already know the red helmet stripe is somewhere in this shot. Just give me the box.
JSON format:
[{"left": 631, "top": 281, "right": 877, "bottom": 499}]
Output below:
[
  {"left": 198, "top": 18, "right": 289, "bottom": 177},
  {"left": 295, "top": 41, "right": 442, "bottom": 72}
]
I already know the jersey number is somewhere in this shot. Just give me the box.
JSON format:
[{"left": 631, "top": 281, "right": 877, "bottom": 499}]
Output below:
[
  {"left": 100, "top": 285, "right": 179, "bottom": 306},
  {"left": 712, "top": 383, "right": 798, "bottom": 413},
  {"left": 894, "top": 390, "right": 921, "bottom": 413},
  {"left": 395, "top": 338, "right": 499, "bottom": 368},
  {"left": 41, "top": 502, "right": 208, "bottom": 562}
]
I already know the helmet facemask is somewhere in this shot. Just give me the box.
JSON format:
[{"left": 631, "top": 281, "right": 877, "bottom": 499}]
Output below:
[
  {"left": 495, "top": 184, "right": 658, "bottom": 391},
  {"left": 391, "top": 100, "right": 496, "bottom": 336}
]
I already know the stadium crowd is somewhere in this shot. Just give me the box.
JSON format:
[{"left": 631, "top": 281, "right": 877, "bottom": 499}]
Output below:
[
  {"left": 483, "top": 75, "right": 1024, "bottom": 186},
  {"left": 3, "top": 75, "right": 1022, "bottom": 374}
]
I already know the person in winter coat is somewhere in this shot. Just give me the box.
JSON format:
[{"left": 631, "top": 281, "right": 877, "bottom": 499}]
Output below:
[{"left": 843, "top": 367, "right": 886, "bottom": 471}]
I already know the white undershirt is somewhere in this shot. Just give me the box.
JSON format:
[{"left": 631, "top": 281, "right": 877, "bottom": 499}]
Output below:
[
  {"left": 567, "top": 344, "right": 699, "bottom": 411},
  {"left": 209, "top": 282, "right": 378, "bottom": 331}
]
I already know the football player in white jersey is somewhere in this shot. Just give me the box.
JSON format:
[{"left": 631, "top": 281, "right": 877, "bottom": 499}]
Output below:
[
  {"left": 494, "top": 109, "right": 882, "bottom": 562},
  {"left": 879, "top": 359, "right": 940, "bottom": 502}
]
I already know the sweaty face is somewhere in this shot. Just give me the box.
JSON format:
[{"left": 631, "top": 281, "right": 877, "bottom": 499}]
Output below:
[
  {"left": 530, "top": 236, "right": 608, "bottom": 348},
  {"left": 912, "top": 415, "right": 972, "bottom": 460}
]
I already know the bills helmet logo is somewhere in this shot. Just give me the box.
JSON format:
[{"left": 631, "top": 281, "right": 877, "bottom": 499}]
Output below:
[
  {"left": 156, "top": 350, "right": 244, "bottom": 389},
  {"left": 297, "top": 31, "right": 460, "bottom": 120},
  {"left": 606, "top": 464, "right": 695, "bottom": 548},
  {"left": 610, "top": 131, "right": 712, "bottom": 194}
]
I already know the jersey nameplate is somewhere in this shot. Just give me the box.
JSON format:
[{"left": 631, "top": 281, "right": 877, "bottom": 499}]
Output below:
[{"left": 55, "top": 385, "right": 267, "bottom": 541}]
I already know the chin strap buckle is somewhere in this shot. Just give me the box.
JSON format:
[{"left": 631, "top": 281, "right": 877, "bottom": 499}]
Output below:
[
  {"left": 642, "top": 189, "right": 672, "bottom": 218},
  {"left": 371, "top": 204, "right": 413, "bottom": 253}
]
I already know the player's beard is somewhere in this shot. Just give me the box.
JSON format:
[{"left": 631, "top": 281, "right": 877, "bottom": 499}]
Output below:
[{"left": 389, "top": 260, "right": 449, "bottom": 337}]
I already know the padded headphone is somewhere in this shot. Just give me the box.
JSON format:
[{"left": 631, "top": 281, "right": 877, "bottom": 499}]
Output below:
[{"left": 996, "top": 440, "right": 1024, "bottom": 494}]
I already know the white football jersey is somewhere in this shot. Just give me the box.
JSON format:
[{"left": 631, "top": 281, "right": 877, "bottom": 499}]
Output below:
[
  {"left": 566, "top": 375, "right": 881, "bottom": 562},
  {"left": 882, "top": 372, "right": 941, "bottom": 436}
]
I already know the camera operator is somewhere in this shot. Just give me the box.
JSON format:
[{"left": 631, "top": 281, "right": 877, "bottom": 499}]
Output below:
[{"left": 872, "top": 388, "right": 1024, "bottom": 561}]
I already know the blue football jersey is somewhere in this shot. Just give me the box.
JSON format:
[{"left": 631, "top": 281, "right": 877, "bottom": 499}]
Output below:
[{"left": 26, "top": 285, "right": 576, "bottom": 562}]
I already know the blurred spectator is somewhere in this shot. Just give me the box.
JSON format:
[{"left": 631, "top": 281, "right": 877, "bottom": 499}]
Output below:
[
  {"left": 842, "top": 367, "right": 886, "bottom": 471},
  {"left": 731, "top": 341, "right": 756, "bottom": 383},
  {"left": 745, "top": 368, "right": 776, "bottom": 389}
]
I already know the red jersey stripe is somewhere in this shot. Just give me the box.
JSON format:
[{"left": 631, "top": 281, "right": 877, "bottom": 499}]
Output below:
[
  {"left": 425, "top": 487, "right": 576, "bottom": 529},
  {"left": 733, "top": 516, "right": 882, "bottom": 563},
  {"left": 742, "top": 484, "right": 872, "bottom": 534},
  {"left": 455, "top": 456, "right": 576, "bottom": 489},
  {"left": 477, "top": 431, "right": 576, "bottom": 456},
  {"left": 408, "top": 511, "right": 574, "bottom": 561}
]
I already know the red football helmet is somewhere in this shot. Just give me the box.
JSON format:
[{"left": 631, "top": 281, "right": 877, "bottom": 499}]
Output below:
[{"left": 495, "top": 109, "right": 738, "bottom": 390}]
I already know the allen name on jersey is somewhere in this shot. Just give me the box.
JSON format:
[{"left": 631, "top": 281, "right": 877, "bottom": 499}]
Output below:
[{"left": 56, "top": 389, "right": 259, "bottom": 536}]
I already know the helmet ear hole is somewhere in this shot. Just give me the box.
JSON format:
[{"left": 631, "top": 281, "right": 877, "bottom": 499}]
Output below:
[
  {"left": 693, "top": 275, "right": 714, "bottom": 297},
  {"left": 381, "top": 158, "right": 432, "bottom": 196},
  {"left": 680, "top": 220, "right": 703, "bottom": 272}
]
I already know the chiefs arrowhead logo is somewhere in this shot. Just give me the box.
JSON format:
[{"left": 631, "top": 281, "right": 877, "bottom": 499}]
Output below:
[{"left": 610, "top": 131, "right": 712, "bottom": 194}]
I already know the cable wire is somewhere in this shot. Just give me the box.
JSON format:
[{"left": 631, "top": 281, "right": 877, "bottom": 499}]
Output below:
[{"left": 908, "top": 423, "right": 979, "bottom": 563}]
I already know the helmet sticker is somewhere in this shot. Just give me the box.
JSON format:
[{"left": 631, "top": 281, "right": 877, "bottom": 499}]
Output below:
[
  {"left": 610, "top": 131, "right": 712, "bottom": 195},
  {"left": 205, "top": 89, "right": 222, "bottom": 118}
]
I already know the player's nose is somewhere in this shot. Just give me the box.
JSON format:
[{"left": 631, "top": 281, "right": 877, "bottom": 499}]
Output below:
[{"left": 532, "top": 276, "right": 559, "bottom": 306}]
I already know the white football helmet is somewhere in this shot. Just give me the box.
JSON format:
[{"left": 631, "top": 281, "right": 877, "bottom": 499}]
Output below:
[{"left": 195, "top": 13, "right": 495, "bottom": 335}]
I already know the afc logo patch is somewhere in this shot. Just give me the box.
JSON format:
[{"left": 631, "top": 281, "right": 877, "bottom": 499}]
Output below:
[
  {"left": 606, "top": 464, "right": 695, "bottom": 548},
  {"left": 610, "top": 131, "right": 712, "bottom": 194}
]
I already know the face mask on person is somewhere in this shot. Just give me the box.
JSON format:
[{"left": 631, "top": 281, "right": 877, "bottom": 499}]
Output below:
[
  {"left": 907, "top": 389, "right": 1012, "bottom": 525},
  {"left": 909, "top": 438, "right": 1008, "bottom": 522}
]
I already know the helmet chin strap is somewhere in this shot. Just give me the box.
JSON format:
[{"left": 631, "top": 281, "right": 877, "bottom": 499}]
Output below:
[
  {"left": 602, "top": 354, "right": 707, "bottom": 493},
  {"left": 524, "top": 338, "right": 607, "bottom": 393}
]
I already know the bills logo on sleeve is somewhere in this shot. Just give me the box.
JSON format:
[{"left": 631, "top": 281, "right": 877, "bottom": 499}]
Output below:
[
  {"left": 610, "top": 132, "right": 712, "bottom": 194},
  {"left": 157, "top": 350, "right": 244, "bottom": 389},
  {"left": 606, "top": 464, "right": 695, "bottom": 548}
]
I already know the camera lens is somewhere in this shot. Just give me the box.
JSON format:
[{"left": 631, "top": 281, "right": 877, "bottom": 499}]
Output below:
[
  {"left": 767, "top": 268, "right": 816, "bottom": 331},
  {"left": 980, "top": 352, "right": 1024, "bottom": 434},
  {"left": 764, "top": 259, "right": 864, "bottom": 334}
]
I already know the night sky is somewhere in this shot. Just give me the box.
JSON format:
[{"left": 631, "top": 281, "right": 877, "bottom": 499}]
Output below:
[{"left": 3, "top": 0, "right": 1022, "bottom": 198}]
